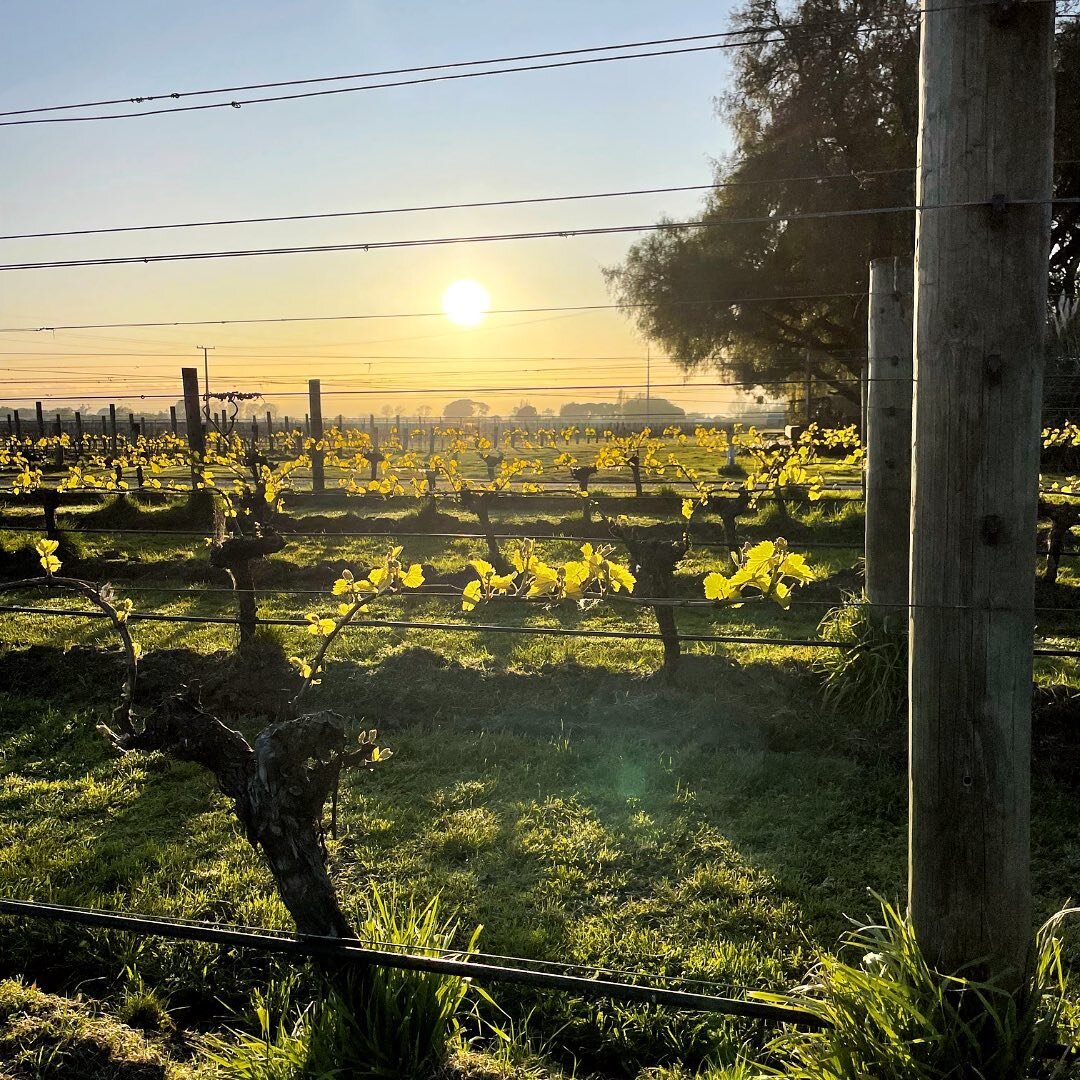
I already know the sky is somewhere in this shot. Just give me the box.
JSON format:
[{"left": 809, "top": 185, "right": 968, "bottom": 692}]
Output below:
[{"left": 0, "top": 1, "right": 750, "bottom": 419}]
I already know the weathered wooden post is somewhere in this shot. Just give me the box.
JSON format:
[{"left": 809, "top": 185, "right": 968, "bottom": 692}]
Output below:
[
  {"left": 35, "top": 401, "right": 45, "bottom": 439},
  {"left": 74, "top": 411, "right": 83, "bottom": 451},
  {"left": 265, "top": 410, "right": 273, "bottom": 447},
  {"left": 865, "top": 256, "right": 914, "bottom": 622},
  {"left": 309, "top": 379, "right": 325, "bottom": 494},
  {"left": 181, "top": 368, "right": 205, "bottom": 460},
  {"left": 13, "top": 410, "right": 21, "bottom": 440},
  {"left": 108, "top": 404, "right": 118, "bottom": 454},
  {"left": 908, "top": 0, "right": 1054, "bottom": 979},
  {"left": 170, "top": 406, "right": 178, "bottom": 435}
]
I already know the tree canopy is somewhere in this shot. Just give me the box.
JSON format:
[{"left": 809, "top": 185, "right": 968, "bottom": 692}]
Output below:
[{"left": 606, "top": 0, "right": 1080, "bottom": 412}]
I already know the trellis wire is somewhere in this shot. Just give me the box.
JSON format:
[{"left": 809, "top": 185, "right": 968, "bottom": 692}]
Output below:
[
  {"left": 1, "top": 602, "right": 1078, "bottom": 656},
  {"left": 0, "top": 899, "right": 825, "bottom": 1028}
]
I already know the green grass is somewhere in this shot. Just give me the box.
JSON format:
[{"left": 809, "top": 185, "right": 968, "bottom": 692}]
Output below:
[{"left": 0, "top": 484, "right": 1076, "bottom": 1077}]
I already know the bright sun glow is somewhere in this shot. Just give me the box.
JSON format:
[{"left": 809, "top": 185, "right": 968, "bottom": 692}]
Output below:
[{"left": 442, "top": 279, "right": 491, "bottom": 327}]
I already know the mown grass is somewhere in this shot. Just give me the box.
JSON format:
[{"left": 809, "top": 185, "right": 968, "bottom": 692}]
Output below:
[{"left": 0, "top": 486, "right": 1076, "bottom": 1077}]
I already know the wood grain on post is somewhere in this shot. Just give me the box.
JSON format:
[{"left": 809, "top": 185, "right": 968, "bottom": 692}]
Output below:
[
  {"left": 181, "top": 368, "right": 205, "bottom": 458},
  {"left": 865, "top": 256, "right": 913, "bottom": 622},
  {"left": 308, "top": 379, "right": 325, "bottom": 494},
  {"left": 909, "top": 0, "right": 1054, "bottom": 979}
]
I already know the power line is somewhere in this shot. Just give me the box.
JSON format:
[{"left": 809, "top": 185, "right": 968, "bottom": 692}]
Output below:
[
  {"left": 0, "top": 171, "right": 915, "bottom": 243},
  {"left": 0, "top": 29, "right": 782, "bottom": 119},
  {"left": 0, "top": 39, "right": 809, "bottom": 128},
  {"left": 0, "top": 293, "right": 865, "bottom": 335},
  {"left": 0, "top": 16, "right": 926, "bottom": 130},
  {"left": 7, "top": 198, "right": 1079, "bottom": 274},
  {"left": 0, "top": 3, "right": 1051, "bottom": 130},
  {"left": 0, "top": 205, "right": 958, "bottom": 273}
]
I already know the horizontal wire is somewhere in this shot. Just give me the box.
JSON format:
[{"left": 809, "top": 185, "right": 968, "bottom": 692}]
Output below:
[
  {"left": 0, "top": 602, "right": 1076, "bottom": 656},
  {"left": 26, "top": 901, "right": 751, "bottom": 997},
  {"left": 0, "top": 200, "right": 1052, "bottom": 274},
  {"left": 3, "top": 577, "right": 1079, "bottom": 614},
  {"left": 2, "top": 1, "right": 1058, "bottom": 123},
  {"left": 0, "top": 173, "right": 913, "bottom": 243},
  {"left": 0, "top": 523, "right": 870, "bottom": 552},
  {"left": 0, "top": 29, "right": 796, "bottom": 119},
  {"left": 0, "top": 293, "right": 865, "bottom": 335},
  {"left": 0, "top": 3, "right": 1060, "bottom": 129},
  {"left": 0, "top": 38, "right": 821, "bottom": 128}
]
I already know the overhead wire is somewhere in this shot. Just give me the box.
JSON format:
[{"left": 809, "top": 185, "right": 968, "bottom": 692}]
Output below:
[{"left": 0, "top": 3, "right": 1061, "bottom": 129}]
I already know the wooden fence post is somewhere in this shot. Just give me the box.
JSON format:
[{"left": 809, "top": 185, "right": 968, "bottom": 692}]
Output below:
[
  {"left": 35, "top": 401, "right": 45, "bottom": 439},
  {"left": 170, "top": 406, "right": 178, "bottom": 435},
  {"left": 75, "top": 411, "right": 83, "bottom": 450},
  {"left": 13, "top": 410, "right": 20, "bottom": 440},
  {"left": 181, "top": 368, "right": 205, "bottom": 461},
  {"left": 309, "top": 379, "right": 325, "bottom": 494},
  {"left": 265, "top": 411, "right": 273, "bottom": 446},
  {"left": 108, "top": 404, "right": 118, "bottom": 454},
  {"left": 865, "top": 256, "right": 914, "bottom": 622},
  {"left": 908, "top": 0, "right": 1054, "bottom": 979}
]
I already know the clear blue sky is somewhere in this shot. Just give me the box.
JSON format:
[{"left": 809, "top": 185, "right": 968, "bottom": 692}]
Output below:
[{"left": 0, "top": 1, "right": 745, "bottom": 415}]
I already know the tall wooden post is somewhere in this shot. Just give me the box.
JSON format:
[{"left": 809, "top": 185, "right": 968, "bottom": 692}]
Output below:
[
  {"left": 12, "top": 410, "right": 20, "bottom": 440},
  {"left": 74, "top": 412, "right": 83, "bottom": 449},
  {"left": 909, "top": 0, "right": 1054, "bottom": 978},
  {"left": 265, "top": 410, "right": 273, "bottom": 446},
  {"left": 35, "top": 401, "right": 45, "bottom": 438},
  {"left": 865, "top": 256, "right": 914, "bottom": 621},
  {"left": 170, "top": 405, "right": 178, "bottom": 435},
  {"left": 108, "top": 404, "right": 118, "bottom": 454},
  {"left": 309, "top": 379, "right": 325, "bottom": 494},
  {"left": 181, "top": 368, "right": 205, "bottom": 459}
]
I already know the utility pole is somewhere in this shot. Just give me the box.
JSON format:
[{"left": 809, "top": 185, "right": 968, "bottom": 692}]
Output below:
[
  {"left": 803, "top": 351, "right": 813, "bottom": 425},
  {"left": 196, "top": 346, "right": 214, "bottom": 425},
  {"left": 645, "top": 346, "right": 651, "bottom": 427},
  {"left": 908, "top": 0, "right": 1054, "bottom": 981}
]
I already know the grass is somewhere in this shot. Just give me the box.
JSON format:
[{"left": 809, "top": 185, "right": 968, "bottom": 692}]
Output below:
[{"left": 0, "top": 483, "right": 1076, "bottom": 1076}]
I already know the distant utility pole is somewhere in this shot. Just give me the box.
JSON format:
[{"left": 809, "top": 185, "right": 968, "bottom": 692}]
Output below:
[
  {"left": 196, "top": 345, "right": 214, "bottom": 424},
  {"left": 908, "top": 0, "right": 1054, "bottom": 982},
  {"left": 803, "top": 351, "right": 813, "bottom": 425},
  {"left": 645, "top": 346, "right": 651, "bottom": 426}
]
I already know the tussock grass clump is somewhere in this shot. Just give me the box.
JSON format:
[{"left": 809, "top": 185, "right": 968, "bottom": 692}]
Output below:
[
  {"left": 815, "top": 595, "right": 906, "bottom": 756},
  {"left": 755, "top": 898, "right": 1078, "bottom": 1080},
  {"left": 204, "top": 886, "right": 486, "bottom": 1080}
]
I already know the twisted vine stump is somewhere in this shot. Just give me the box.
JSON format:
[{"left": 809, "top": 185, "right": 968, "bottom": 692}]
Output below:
[
  {"left": 210, "top": 530, "right": 285, "bottom": 646},
  {"left": 481, "top": 452, "right": 503, "bottom": 481},
  {"left": 1038, "top": 499, "right": 1079, "bottom": 586},
  {"left": 571, "top": 466, "right": 598, "bottom": 525},
  {"left": 707, "top": 491, "right": 751, "bottom": 555},
  {"left": 620, "top": 534, "right": 690, "bottom": 682},
  {"left": 460, "top": 489, "right": 511, "bottom": 574}
]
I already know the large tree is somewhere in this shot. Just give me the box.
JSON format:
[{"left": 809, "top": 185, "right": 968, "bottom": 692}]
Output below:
[{"left": 607, "top": 0, "right": 1080, "bottom": 413}]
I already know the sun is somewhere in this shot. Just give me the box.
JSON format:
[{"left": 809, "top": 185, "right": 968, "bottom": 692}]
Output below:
[{"left": 442, "top": 279, "right": 491, "bottom": 327}]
